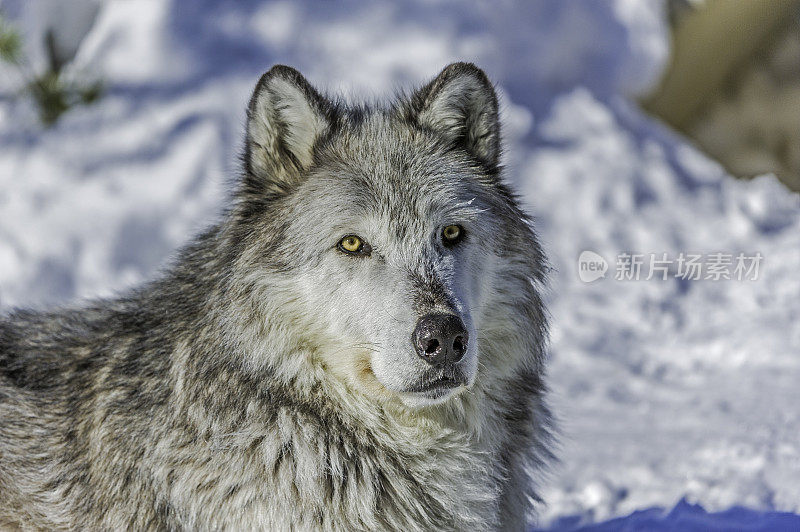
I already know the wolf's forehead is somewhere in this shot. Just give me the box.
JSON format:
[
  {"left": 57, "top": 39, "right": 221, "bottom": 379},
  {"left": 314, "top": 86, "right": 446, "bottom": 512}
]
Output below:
[
  {"left": 331, "top": 118, "right": 432, "bottom": 166},
  {"left": 316, "top": 158, "right": 475, "bottom": 224},
  {"left": 303, "top": 113, "right": 489, "bottom": 224},
  {"left": 309, "top": 170, "right": 465, "bottom": 224},
  {"left": 325, "top": 118, "right": 472, "bottom": 193}
]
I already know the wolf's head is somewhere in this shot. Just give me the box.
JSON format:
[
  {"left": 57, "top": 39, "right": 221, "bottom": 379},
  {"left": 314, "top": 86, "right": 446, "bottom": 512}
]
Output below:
[{"left": 228, "top": 63, "right": 547, "bottom": 409}]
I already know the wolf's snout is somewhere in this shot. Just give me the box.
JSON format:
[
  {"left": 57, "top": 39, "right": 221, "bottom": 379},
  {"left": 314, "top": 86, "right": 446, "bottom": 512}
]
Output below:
[{"left": 412, "top": 314, "right": 468, "bottom": 366}]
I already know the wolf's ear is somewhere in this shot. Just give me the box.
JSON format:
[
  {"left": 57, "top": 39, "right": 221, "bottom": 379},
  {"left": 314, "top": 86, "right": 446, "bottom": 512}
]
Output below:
[
  {"left": 245, "top": 65, "right": 331, "bottom": 192},
  {"left": 409, "top": 62, "right": 501, "bottom": 169}
]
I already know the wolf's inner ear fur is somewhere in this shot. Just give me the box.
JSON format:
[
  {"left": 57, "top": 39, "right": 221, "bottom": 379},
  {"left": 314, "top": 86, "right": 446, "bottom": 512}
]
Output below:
[
  {"left": 246, "top": 65, "right": 331, "bottom": 191},
  {"left": 410, "top": 62, "right": 501, "bottom": 169}
]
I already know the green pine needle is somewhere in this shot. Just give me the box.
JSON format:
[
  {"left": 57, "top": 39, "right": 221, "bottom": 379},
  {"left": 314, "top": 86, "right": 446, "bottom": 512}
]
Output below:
[{"left": 0, "top": 15, "right": 22, "bottom": 63}]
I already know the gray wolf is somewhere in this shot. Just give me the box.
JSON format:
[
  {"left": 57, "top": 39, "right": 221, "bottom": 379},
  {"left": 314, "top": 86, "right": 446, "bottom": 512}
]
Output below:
[{"left": 0, "top": 63, "right": 552, "bottom": 530}]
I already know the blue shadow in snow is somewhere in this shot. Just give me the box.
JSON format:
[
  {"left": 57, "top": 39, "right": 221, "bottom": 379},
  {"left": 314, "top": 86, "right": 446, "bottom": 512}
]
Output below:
[{"left": 535, "top": 499, "right": 800, "bottom": 532}]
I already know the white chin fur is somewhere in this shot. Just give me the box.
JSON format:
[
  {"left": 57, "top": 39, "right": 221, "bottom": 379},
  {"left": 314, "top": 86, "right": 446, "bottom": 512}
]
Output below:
[{"left": 398, "top": 387, "right": 463, "bottom": 408}]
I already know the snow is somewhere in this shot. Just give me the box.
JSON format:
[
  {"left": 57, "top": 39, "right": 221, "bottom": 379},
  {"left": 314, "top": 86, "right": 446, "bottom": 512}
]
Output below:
[
  {"left": 1, "top": 0, "right": 799, "bottom": 528},
  {"left": 538, "top": 499, "right": 800, "bottom": 531}
]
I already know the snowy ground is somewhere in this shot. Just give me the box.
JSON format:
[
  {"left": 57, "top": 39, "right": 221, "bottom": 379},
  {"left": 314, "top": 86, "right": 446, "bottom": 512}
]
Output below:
[{"left": 1, "top": 1, "right": 799, "bottom": 528}]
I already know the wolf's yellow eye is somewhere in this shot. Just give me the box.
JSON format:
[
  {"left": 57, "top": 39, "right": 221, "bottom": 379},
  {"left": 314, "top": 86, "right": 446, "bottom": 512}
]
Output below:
[
  {"left": 339, "top": 235, "right": 363, "bottom": 253},
  {"left": 442, "top": 225, "right": 463, "bottom": 244}
]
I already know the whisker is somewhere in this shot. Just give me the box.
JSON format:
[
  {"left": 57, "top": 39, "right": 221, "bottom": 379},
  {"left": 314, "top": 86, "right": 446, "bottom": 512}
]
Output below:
[
  {"left": 323, "top": 342, "right": 383, "bottom": 358},
  {"left": 378, "top": 306, "right": 405, "bottom": 324}
]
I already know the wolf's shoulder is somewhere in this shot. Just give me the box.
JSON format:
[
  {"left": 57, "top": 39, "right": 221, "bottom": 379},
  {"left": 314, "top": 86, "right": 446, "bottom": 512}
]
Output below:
[{"left": 0, "top": 299, "right": 138, "bottom": 392}]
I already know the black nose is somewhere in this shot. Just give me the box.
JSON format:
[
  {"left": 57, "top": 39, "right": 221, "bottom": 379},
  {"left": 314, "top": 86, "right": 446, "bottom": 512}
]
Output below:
[{"left": 412, "top": 314, "right": 468, "bottom": 366}]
